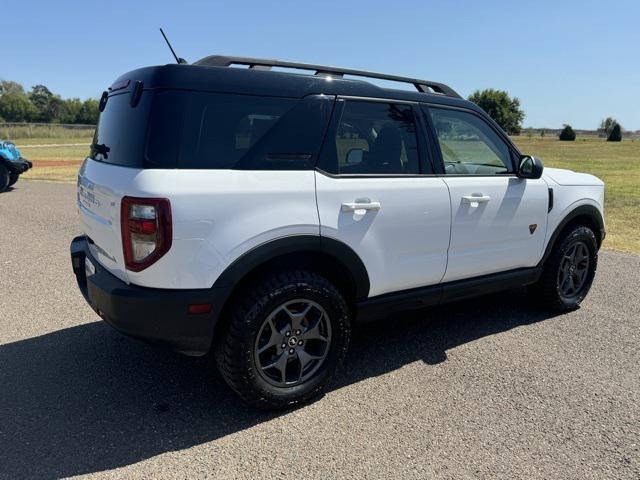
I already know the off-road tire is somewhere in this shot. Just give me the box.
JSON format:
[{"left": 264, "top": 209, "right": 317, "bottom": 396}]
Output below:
[
  {"left": 8, "top": 174, "right": 19, "bottom": 188},
  {"left": 215, "top": 270, "right": 351, "bottom": 410},
  {"left": 535, "top": 225, "right": 598, "bottom": 312},
  {"left": 0, "top": 165, "right": 10, "bottom": 192}
]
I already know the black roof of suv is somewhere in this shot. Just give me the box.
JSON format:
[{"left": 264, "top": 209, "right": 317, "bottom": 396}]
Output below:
[
  {"left": 95, "top": 55, "right": 515, "bottom": 172},
  {"left": 109, "top": 55, "right": 481, "bottom": 112}
]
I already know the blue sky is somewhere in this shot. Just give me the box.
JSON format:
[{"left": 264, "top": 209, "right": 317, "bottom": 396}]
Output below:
[{"left": 3, "top": 0, "right": 639, "bottom": 130}]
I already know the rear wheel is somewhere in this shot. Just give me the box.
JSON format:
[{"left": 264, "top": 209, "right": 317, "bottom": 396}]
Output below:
[
  {"left": 8, "top": 174, "right": 19, "bottom": 187},
  {"left": 0, "top": 165, "right": 9, "bottom": 192},
  {"left": 215, "top": 270, "right": 351, "bottom": 409},
  {"left": 535, "top": 225, "right": 598, "bottom": 311}
]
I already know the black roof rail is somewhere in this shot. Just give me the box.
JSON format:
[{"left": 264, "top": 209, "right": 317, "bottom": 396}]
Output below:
[{"left": 193, "top": 55, "right": 461, "bottom": 99}]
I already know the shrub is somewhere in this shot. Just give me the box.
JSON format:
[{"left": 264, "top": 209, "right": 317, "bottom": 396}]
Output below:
[
  {"left": 559, "top": 125, "right": 576, "bottom": 141},
  {"left": 607, "top": 123, "right": 622, "bottom": 142}
]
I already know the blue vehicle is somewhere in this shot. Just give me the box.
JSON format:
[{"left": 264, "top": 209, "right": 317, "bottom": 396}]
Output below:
[{"left": 0, "top": 140, "right": 32, "bottom": 191}]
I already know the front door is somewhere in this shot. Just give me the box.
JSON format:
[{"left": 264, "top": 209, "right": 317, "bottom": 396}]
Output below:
[
  {"left": 425, "top": 105, "right": 549, "bottom": 282},
  {"left": 315, "top": 99, "right": 451, "bottom": 297}
]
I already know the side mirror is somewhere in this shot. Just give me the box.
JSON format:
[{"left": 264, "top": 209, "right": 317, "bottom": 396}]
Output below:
[
  {"left": 346, "top": 148, "right": 364, "bottom": 165},
  {"left": 517, "top": 155, "right": 543, "bottom": 179}
]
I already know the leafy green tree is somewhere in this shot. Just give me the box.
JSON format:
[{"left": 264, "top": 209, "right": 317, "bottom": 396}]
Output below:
[
  {"left": 0, "top": 80, "right": 25, "bottom": 96},
  {"left": 0, "top": 92, "right": 37, "bottom": 122},
  {"left": 77, "top": 98, "right": 99, "bottom": 124},
  {"left": 59, "top": 98, "right": 83, "bottom": 124},
  {"left": 607, "top": 123, "right": 622, "bottom": 142},
  {"left": 468, "top": 89, "right": 525, "bottom": 135},
  {"left": 559, "top": 124, "right": 576, "bottom": 141},
  {"left": 600, "top": 117, "right": 617, "bottom": 137},
  {"left": 29, "top": 85, "right": 53, "bottom": 122},
  {"left": 29, "top": 84, "right": 61, "bottom": 122}
]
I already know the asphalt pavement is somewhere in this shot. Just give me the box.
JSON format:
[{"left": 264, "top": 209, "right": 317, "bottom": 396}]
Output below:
[{"left": 1, "top": 180, "right": 638, "bottom": 479}]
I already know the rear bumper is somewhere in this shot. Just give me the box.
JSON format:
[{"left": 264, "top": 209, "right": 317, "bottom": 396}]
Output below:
[{"left": 70, "top": 235, "right": 230, "bottom": 355}]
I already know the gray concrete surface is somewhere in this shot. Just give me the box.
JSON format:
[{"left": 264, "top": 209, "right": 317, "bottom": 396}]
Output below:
[{"left": 0, "top": 180, "right": 638, "bottom": 479}]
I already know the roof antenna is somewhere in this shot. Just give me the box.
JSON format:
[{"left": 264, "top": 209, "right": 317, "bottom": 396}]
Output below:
[{"left": 159, "top": 28, "right": 188, "bottom": 64}]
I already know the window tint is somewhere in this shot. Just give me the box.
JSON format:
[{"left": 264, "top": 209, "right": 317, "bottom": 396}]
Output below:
[
  {"left": 90, "top": 91, "right": 153, "bottom": 167},
  {"left": 428, "top": 108, "right": 512, "bottom": 175},
  {"left": 176, "top": 93, "right": 332, "bottom": 170},
  {"left": 323, "top": 101, "right": 420, "bottom": 175},
  {"left": 146, "top": 90, "right": 184, "bottom": 168},
  {"left": 94, "top": 90, "right": 332, "bottom": 170}
]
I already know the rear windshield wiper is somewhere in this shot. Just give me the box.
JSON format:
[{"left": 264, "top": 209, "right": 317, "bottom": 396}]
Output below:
[{"left": 91, "top": 143, "right": 111, "bottom": 159}]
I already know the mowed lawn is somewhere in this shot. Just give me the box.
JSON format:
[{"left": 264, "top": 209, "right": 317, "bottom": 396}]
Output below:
[
  {"left": 17, "top": 138, "right": 89, "bottom": 182},
  {"left": 513, "top": 137, "right": 640, "bottom": 254},
  {"left": 11, "top": 135, "right": 640, "bottom": 254}
]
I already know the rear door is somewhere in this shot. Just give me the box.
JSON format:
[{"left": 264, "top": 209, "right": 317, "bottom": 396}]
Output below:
[
  {"left": 424, "top": 105, "right": 548, "bottom": 282},
  {"left": 315, "top": 98, "right": 451, "bottom": 297}
]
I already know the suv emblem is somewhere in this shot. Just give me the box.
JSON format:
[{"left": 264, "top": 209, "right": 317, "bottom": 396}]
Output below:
[{"left": 529, "top": 224, "right": 537, "bottom": 234}]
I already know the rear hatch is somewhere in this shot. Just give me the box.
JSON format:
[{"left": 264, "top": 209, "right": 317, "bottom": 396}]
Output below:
[{"left": 77, "top": 86, "right": 155, "bottom": 283}]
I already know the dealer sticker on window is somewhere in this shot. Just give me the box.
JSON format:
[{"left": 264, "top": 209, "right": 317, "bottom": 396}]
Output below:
[{"left": 85, "top": 257, "right": 96, "bottom": 278}]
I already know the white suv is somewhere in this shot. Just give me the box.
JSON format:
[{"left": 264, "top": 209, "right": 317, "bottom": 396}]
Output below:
[{"left": 71, "top": 56, "right": 605, "bottom": 409}]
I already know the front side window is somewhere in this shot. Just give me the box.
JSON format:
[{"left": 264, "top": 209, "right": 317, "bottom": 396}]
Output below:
[
  {"left": 428, "top": 107, "right": 512, "bottom": 175},
  {"left": 323, "top": 100, "right": 420, "bottom": 175}
]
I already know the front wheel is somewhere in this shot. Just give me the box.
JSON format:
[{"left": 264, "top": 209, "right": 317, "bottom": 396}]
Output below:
[
  {"left": 8, "top": 174, "right": 19, "bottom": 187},
  {"left": 215, "top": 270, "right": 351, "bottom": 410},
  {"left": 535, "top": 225, "right": 598, "bottom": 311},
  {"left": 0, "top": 165, "right": 9, "bottom": 192}
]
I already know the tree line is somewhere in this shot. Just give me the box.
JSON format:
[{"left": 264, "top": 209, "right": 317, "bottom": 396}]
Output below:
[
  {"left": 0, "top": 80, "right": 99, "bottom": 125},
  {"left": 468, "top": 89, "right": 624, "bottom": 142}
]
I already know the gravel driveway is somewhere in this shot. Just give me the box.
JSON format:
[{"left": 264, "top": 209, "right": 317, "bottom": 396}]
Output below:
[{"left": 1, "top": 181, "right": 638, "bottom": 479}]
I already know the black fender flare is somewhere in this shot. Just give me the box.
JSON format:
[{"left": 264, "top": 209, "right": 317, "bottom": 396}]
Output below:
[
  {"left": 211, "top": 235, "right": 370, "bottom": 300},
  {"left": 538, "top": 204, "right": 605, "bottom": 266}
]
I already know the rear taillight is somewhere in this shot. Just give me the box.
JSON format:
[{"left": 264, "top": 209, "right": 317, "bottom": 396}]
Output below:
[{"left": 121, "top": 197, "right": 172, "bottom": 272}]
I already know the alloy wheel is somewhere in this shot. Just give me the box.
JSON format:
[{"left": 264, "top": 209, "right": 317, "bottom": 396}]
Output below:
[
  {"left": 557, "top": 241, "right": 590, "bottom": 298},
  {"left": 254, "top": 299, "right": 332, "bottom": 387}
]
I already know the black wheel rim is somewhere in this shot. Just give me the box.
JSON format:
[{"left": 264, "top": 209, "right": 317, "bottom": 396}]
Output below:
[
  {"left": 254, "top": 299, "right": 332, "bottom": 387},
  {"left": 558, "top": 241, "right": 590, "bottom": 298}
]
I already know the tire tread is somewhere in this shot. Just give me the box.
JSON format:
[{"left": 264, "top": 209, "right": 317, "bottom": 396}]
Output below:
[{"left": 215, "top": 269, "right": 350, "bottom": 410}]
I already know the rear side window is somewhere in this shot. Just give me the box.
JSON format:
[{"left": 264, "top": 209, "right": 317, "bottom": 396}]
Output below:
[
  {"left": 93, "top": 90, "right": 333, "bottom": 170},
  {"left": 320, "top": 100, "right": 420, "bottom": 175},
  {"left": 153, "top": 92, "right": 333, "bottom": 170}
]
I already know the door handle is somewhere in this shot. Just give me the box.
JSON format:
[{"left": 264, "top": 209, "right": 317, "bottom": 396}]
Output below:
[
  {"left": 341, "top": 200, "right": 381, "bottom": 214},
  {"left": 462, "top": 194, "right": 491, "bottom": 205}
]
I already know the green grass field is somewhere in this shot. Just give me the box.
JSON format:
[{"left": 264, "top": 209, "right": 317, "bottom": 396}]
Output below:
[
  {"left": 513, "top": 137, "right": 640, "bottom": 254},
  {"left": 10, "top": 135, "right": 639, "bottom": 254}
]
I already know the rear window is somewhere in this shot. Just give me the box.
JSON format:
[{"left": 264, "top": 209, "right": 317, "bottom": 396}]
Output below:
[
  {"left": 91, "top": 89, "right": 333, "bottom": 170},
  {"left": 90, "top": 91, "right": 152, "bottom": 167}
]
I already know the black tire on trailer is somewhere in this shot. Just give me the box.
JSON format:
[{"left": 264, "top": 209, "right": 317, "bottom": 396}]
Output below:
[{"left": 215, "top": 269, "right": 351, "bottom": 410}]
